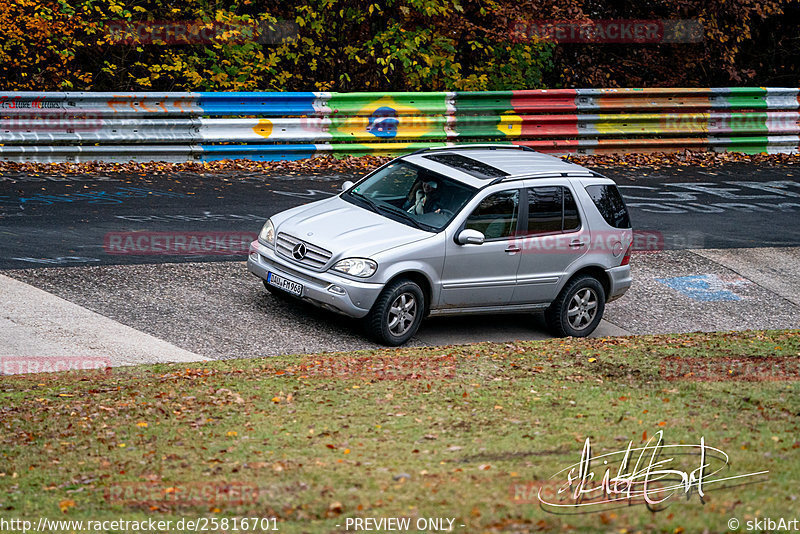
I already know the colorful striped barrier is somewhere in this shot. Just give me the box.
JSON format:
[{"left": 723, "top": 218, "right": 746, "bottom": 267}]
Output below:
[{"left": 0, "top": 88, "right": 798, "bottom": 162}]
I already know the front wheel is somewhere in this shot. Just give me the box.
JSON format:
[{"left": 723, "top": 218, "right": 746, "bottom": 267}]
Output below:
[
  {"left": 545, "top": 275, "right": 605, "bottom": 337},
  {"left": 366, "top": 279, "right": 425, "bottom": 346}
]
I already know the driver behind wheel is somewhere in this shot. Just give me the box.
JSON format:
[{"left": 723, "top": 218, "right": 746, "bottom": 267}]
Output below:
[{"left": 404, "top": 176, "right": 443, "bottom": 214}]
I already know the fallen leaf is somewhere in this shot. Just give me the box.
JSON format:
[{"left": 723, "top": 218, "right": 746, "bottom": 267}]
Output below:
[{"left": 58, "top": 499, "right": 76, "bottom": 513}]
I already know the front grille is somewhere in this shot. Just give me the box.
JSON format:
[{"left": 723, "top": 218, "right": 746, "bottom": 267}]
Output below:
[
  {"left": 276, "top": 233, "right": 332, "bottom": 270},
  {"left": 257, "top": 254, "right": 328, "bottom": 286}
]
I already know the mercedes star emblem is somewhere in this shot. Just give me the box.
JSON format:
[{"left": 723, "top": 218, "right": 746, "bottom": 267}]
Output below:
[{"left": 292, "top": 243, "right": 307, "bottom": 260}]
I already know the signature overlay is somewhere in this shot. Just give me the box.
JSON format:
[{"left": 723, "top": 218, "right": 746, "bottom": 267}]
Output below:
[{"left": 538, "top": 430, "right": 768, "bottom": 512}]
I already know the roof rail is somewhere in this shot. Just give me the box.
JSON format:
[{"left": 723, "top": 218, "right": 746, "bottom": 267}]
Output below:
[
  {"left": 408, "top": 144, "right": 535, "bottom": 156},
  {"left": 487, "top": 170, "right": 602, "bottom": 186},
  {"left": 510, "top": 170, "right": 604, "bottom": 180}
]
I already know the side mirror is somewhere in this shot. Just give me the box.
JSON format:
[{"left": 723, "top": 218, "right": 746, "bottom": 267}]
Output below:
[
  {"left": 457, "top": 229, "right": 485, "bottom": 245},
  {"left": 341, "top": 180, "right": 354, "bottom": 192}
]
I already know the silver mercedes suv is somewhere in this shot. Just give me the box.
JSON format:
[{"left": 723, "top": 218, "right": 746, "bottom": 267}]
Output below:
[{"left": 248, "top": 145, "right": 632, "bottom": 346}]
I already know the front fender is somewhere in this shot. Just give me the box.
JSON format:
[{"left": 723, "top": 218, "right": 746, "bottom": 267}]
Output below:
[{"left": 372, "top": 236, "right": 445, "bottom": 308}]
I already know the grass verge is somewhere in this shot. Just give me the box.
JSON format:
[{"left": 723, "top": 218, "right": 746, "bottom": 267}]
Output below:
[{"left": 1, "top": 330, "right": 799, "bottom": 533}]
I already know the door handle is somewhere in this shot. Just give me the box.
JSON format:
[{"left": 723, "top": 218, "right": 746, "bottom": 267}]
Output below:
[
  {"left": 569, "top": 240, "right": 585, "bottom": 248},
  {"left": 505, "top": 245, "right": 521, "bottom": 254}
]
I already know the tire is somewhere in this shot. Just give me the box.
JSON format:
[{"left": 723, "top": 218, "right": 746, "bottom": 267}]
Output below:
[
  {"left": 545, "top": 275, "right": 605, "bottom": 338},
  {"left": 366, "top": 279, "right": 425, "bottom": 346}
]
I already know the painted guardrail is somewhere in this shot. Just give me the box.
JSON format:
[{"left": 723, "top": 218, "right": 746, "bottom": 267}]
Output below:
[{"left": 0, "top": 88, "right": 798, "bottom": 162}]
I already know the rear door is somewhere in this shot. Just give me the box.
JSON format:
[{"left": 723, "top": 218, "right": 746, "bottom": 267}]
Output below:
[{"left": 511, "top": 182, "right": 591, "bottom": 304}]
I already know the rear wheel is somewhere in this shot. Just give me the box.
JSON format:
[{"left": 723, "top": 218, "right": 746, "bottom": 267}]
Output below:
[
  {"left": 545, "top": 275, "right": 605, "bottom": 337},
  {"left": 366, "top": 279, "right": 424, "bottom": 346}
]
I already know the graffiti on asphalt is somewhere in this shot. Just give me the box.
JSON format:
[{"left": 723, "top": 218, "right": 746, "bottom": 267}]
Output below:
[
  {"left": 0, "top": 186, "right": 188, "bottom": 206},
  {"left": 620, "top": 180, "right": 800, "bottom": 213},
  {"left": 0, "top": 174, "right": 121, "bottom": 183},
  {"left": 271, "top": 188, "right": 335, "bottom": 198},
  {"left": 115, "top": 212, "right": 266, "bottom": 222},
  {"left": 656, "top": 274, "right": 751, "bottom": 301},
  {"left": 10, "top": 256, "right": 101, "bottom": 265}
]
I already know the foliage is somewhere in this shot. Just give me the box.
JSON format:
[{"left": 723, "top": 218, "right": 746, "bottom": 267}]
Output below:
[
  {"left": 526, "top": 0, "right": 800, "bottom": 87},
  {"left": 0, "top": 0, "right": 555, "bottom": 91},
  {"left": 0, "top": 0, "right": 90, "bottom": 90},
  {"left": 2, "top": 150, "right": 800, "bottom": 177},
  {"left": 0, "top": 0, "right": 797, "bottom": 92}
]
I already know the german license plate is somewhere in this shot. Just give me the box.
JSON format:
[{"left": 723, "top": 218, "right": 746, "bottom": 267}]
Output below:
[{"left": 267, "top": 272, "right": 303, "bottom": 296}]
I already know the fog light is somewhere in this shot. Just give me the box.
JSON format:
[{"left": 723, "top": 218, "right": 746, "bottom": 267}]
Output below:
[
  {"left": 328, "top": 285, "right": 346, "bottom": 295},
  {"left": 249, "top": 252, "right": 258, "bottom": 261}
]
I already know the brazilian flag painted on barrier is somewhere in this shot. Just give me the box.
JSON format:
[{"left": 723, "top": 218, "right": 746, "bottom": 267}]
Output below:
[
  {"left": 326, "top": 92, "right": 451, "bottom": 155},
  {"left": 452, "top": 91, "right": 520, "bottom": 141}
]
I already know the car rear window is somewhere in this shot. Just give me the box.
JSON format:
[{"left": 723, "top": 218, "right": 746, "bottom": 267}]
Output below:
[{"left": 585, "top": 184, "right": 631, "bottom": 228}]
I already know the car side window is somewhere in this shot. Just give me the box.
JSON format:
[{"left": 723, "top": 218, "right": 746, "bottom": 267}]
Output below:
[
  {"left": 527, "top": 187, "right": 562, "bottom": 234},
  {"left": 527, "top": 186, "right": 582, "bottom": 235},
  {"left": 464, "top": 190, "right": 519, "bottom": 240},
  {"left": 563, "top": 188, "right": 580, "bottom": 231}
]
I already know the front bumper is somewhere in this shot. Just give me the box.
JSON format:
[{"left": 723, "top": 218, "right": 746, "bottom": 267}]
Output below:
[
  {"left": 606, "top": 264, "right": 632, "bottom": 302},
  {"left": 247, "top": 240, "right": 383, "bottom": 318}
]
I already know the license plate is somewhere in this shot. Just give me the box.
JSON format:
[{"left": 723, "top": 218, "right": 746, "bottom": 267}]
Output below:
[{"left": 267, "top": 272, "right": 303, "bottom": 296}]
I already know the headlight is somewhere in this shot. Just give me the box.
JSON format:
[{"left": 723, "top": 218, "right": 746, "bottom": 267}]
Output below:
[
  {"left": 332, "top": 258, "right": 377, "bottom": 278},
  {"left": 259, "top": 219, "right": 275, "bottom": 244}
]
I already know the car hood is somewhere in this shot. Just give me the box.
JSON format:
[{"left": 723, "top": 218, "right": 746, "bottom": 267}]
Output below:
[{"left": 273, "top": 195, "right": 433, "bottom": 258}]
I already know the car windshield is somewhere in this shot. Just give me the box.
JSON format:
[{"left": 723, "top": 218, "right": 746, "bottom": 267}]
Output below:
[{"left": 344, "top": 161, "right": 478, "bottom": 232}]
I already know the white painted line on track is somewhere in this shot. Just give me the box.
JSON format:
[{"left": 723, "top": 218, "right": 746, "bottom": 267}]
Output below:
[{"left": 0, "top": 273, "right": 208, "bottom": 374}]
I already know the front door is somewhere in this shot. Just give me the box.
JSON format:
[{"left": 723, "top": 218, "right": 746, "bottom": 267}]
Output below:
[{"left": 439, "top": 189, "right": 522, "bottom": 308}]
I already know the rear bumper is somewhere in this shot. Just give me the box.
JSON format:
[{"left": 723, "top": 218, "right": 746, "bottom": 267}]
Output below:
[
  {"left": 247, "top": 240, "right": 383, "bottom": 318},
  {"left": 606, "top": 264, "right": 632, "bottom": 302}
]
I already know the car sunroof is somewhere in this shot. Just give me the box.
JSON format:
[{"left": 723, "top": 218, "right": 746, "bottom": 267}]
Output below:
[{"left": 422, "top": 153, "right": 509, "bottom": 180}]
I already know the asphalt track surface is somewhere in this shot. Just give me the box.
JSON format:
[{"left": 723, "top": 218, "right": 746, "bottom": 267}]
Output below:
[
  {"left": 1, "top": 162, "right": 799, "bottom": 364},
  {"left": 1, "top": 162, "right": 800, "bottom": 269}
]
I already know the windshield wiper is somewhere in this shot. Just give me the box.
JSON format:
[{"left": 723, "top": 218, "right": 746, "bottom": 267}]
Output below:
[
  {"left": 349, "top": 191, "right": 380, "bottom": 214},
  {"left": 377, "top": 204, "right": 432, "bottom": 231},
  {"left": 350, "top": 191, "right": 431, "bottom": 231}
]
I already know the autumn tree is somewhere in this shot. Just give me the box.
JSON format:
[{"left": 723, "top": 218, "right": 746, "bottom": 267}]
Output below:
[{"left": 0, "top": 0, "right": 797, "bottom": 92}]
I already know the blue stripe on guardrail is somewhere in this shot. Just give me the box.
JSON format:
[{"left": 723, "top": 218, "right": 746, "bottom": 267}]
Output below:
[
  {"left": 198, "top": 92, "right": 318, "bottom": 116},
  {"left": 198, "top": 144, "right": 318, "bottom": 161}
]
